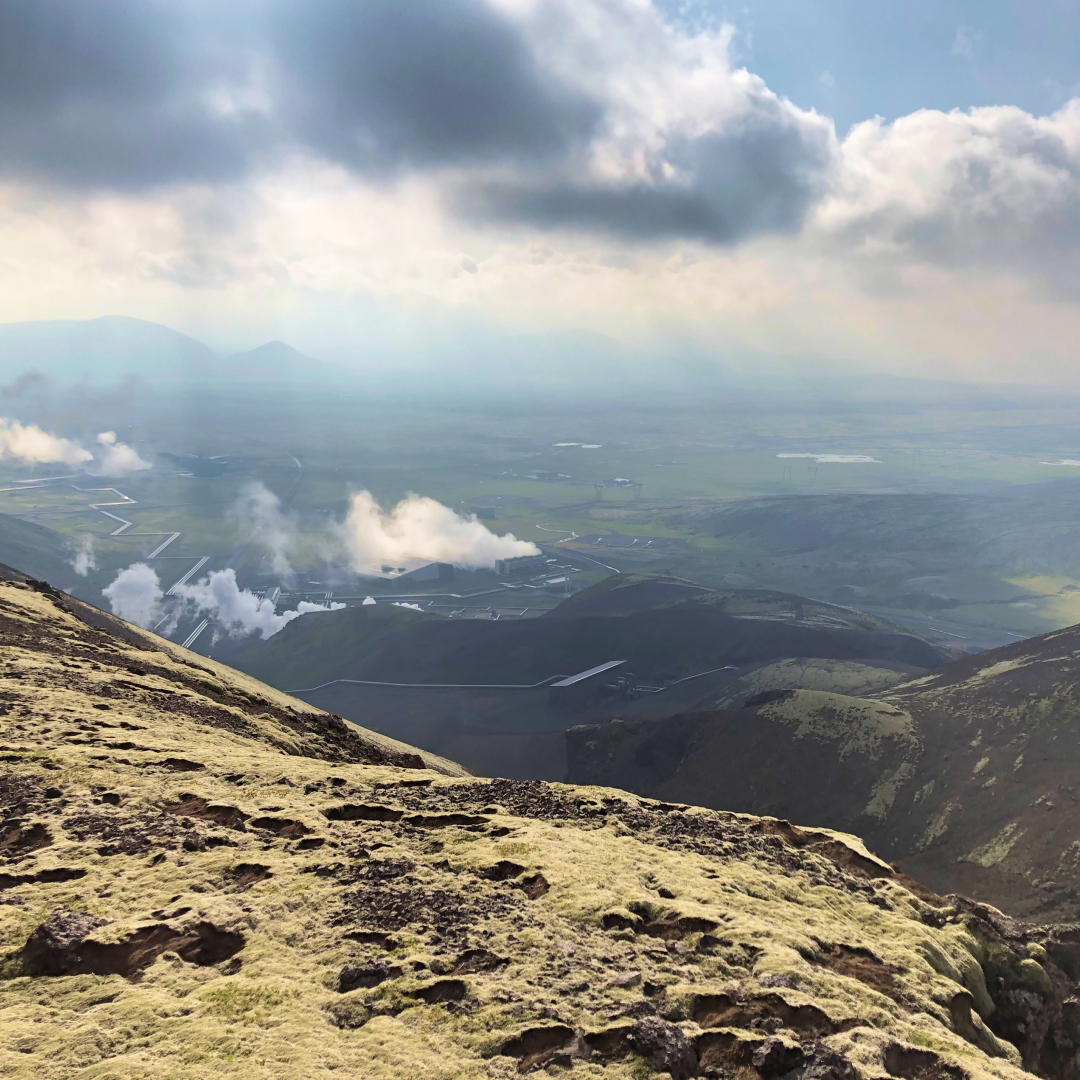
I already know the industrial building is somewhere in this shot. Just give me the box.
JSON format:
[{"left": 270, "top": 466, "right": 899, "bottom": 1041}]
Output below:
[
  {"left": 495, "top": 553, "right": 548, "bottom": 577},
  {"left": 392, "top": 561, "right": 455, "bottom": 587},
  {"left": 548, "top": 660, "right": 626, "bottom": 708}
]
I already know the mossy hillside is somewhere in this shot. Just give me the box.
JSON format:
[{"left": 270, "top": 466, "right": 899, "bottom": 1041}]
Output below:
[
  {"left": 715, "top": 660, "right": 908, "bottom": 708},
  {"left": 0, "top": 568, "right": 1069, "bottom": 1080},
  {"left": 755, "top": 691, "right": 917, "bottom": 761}
]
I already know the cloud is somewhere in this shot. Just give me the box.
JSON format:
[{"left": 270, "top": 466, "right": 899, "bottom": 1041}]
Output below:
[
  {"left": 951, "top": 26, "right": 981, "bottom": 63},
  {"left": 392, "top": 602, "right": 424, "bottom": 612},
  {"left": 0, "top": 417, "right": 93, "bottom": 465},
  {"left": 229, "top": 481, "right": 295, "bottom": 575},
  {"left": 817, "top": 100, "right": 1080, "bottom": 279},
  {"left": 362, "top": 596, "right": 376, "bottom": 606},
  {"left": 69, "top": 535, "right": 96, "bottom": 577},
  {"left": 0, "top": 0, "right": 263, "bottom": 191},
  {"left": 0, "top": 0, "right": 833, "bottom": 246},
  {"left": 5, "top": 0, "right": 1080, "bottom": 269},
  {"left": 88, "top": 431, "right": 151, "bottom": 476},
  {"left": 102, "top": 563, "right": 163, "bottom": 628},
  {"left": 337, "top": 491, "right": 539, "bottom": 571},
  {"left": 270, "top": 0, "right": 599, "bottom": 173}
]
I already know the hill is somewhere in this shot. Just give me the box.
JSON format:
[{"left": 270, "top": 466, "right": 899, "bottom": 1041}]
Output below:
[
  {"left": 1, "top": 562, "right": 1078, "bottom": 1080},
  {"left": 0, "top": 316, "right": 341, "bottom": 387},
  {"left": 219, "top": 602, "right": 438, "bottom": 690},
  {"left": 225, "top": 576, "right": 951, "bottom": 778},
  {"left": 0, "top": 315, "right": 215, "bottom": 384},
  {"left": 567, "top": 619, "right": 1080, "bottom": 923},
  {"left": 225, "top": 340, "right": 338, "bottom": 383}
]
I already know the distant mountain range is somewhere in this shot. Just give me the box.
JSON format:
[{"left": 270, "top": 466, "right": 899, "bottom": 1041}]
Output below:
[{"left": 0, "top": 315, "right": 339, "bottom": 385}]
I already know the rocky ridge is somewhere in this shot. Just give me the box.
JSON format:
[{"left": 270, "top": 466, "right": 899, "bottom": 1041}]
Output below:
[{"left": 1, "top": 567, "right": 1080, "bottom": 1079}]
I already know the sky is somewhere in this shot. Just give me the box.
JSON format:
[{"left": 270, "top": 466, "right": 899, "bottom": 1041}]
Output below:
[{"left": 1, "top": 0, "right": 1079, "bottom": 386}]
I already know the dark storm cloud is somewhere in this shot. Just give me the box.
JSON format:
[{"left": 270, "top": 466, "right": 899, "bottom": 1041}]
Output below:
[
  {"left": 270, "top": 0, "right": 600, "bottom": 170},
  {"left": 0, "top": 0, "right": 835, "bottom": 244},
  {"left": 465, "top": 107, "right": 835, "bottom": 243},
  {"left": 0, "top": 0, "right": 261, "bottom": 189},
  {"left": 0, "top": 0, "right": 597, "bottom": 189}
]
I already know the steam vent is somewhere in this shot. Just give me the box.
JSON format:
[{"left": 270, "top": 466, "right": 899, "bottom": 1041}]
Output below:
[{"left": 3, "top": 562, "right": 1080, "bottom": 1080}]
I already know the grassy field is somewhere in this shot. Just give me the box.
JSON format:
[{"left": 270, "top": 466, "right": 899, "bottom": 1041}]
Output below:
[{"left": 4, "top": 387, "right": 1080, "bottom": 643}]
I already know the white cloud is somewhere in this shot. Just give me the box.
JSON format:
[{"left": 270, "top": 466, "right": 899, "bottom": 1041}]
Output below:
[
  {"left": 951, "top": 26, "right": 981, "bottom": 63},
  {"left": 392, "top": 602, "right": 424, "bottom": 611},
  {"left": 337, "top": 490, "right": 539, "bottom": 571},
  {"left": 817, "top": 99, "right": 1080, "bottom": 281},
  {"left": 362, "top": 596, "right": 376, "bottom": 606},
  {"left": 102, "top": 563, "right": 163, "bottom": 628}
]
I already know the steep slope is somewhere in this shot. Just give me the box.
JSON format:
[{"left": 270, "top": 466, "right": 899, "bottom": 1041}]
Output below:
[
  {"left": 3, "top": 567, "right": 1080, "bottom": 1080},
  {"left": 0, "top": 513, "right": 84, "bottom": 593},
  {"left": 568, "top": 621, "right": 1080, "bottom": 923},
  {"left": 876, "top": 623, "right": 1080, "bottom": 918}
]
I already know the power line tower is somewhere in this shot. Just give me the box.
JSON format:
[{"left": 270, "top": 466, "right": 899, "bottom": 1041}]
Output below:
[
  {"left": 633, "top": 482, "right": 643, "bottom": 501},
  {"left": 807, "top": 465, "right": 818, "bottom": 485},
  {"left": 593, "top": 482, "right": 604, "bottom": 501},
  {"left": 782, "top": 464, "right": 793, "bottom": 485}
]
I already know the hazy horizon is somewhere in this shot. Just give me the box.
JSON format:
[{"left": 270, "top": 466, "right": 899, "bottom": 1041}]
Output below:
[{"left": 0, "top": 0, "right": 1078, "bottom": 389}]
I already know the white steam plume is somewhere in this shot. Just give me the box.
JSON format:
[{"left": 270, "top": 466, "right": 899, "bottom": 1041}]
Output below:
[
  {"left": 69, "top": 535, "right": 97, "bottom": 577},
  {"left": 0, "top": 417, "right": 92, "bottom": 465},
  {"left": 297, "top": 600, "right": 346, "bottom": 614},
  {"left": 362, "top": 596, "right": 376, "bottom": 605},
  {"left": 102, "top": 563, "right": 163, "bottom": 628},
  {"left": 337, "top": 491, "right": 539, "bottom": 571},
  {"left": 230, "top": 481, "right": 295, "bottom": 575},
  {"left": 88, "top": 431, "right": 151, "bottom": 476},
  {"left": 174, "top": 569, "right": 343, "bottom": 640},
  {"left": 0, "top": 417, "right": 149, "bottom": 475}
]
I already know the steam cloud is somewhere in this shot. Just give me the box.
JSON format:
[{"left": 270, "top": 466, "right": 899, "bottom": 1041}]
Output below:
[
  {"left": 235, "top": 482, "right": 539, "bottom": 574},
  {"left": 69, "top": 535, "right": 97, "bottom": 577},
  {"left": 0, "top": 417, "right": 149, "bottom": 475},
  {"left": 102, "top": 563, "right": 163, "bottom": 628},
  {"left": 230, "top": 481, "right": 295, "bottom": 575},
  {"left": 337, "top": 491, "right": 539, "bottom": 570},
  {"left": 89, "top": 431, "right": 151, "bottom": 476},
  {"left": 101, "top": 563, "right": 345, "bottom": 639},
  {"left": 0, "top": 417, "right": 92, "bottom": 466},
  {"left": 173, "top": 568, "right": 301, "bottom": 639}
]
